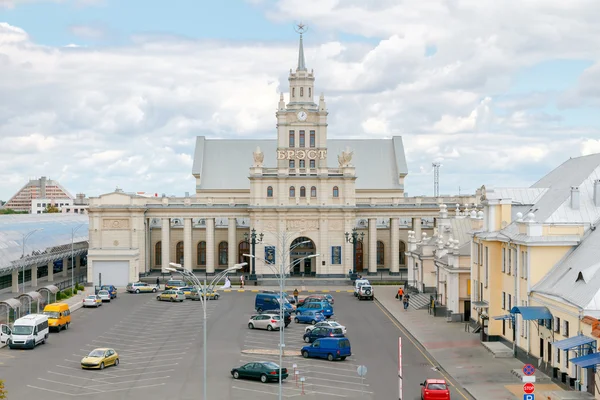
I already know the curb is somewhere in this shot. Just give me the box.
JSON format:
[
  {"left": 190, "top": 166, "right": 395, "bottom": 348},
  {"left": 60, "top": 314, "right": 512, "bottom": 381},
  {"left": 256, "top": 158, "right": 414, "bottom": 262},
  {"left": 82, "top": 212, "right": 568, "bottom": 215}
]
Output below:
[
  {"left": 242, "top": 349, "right": 301, "bottom": 357},
  {"left": 220, "top": 289, "right": 354, "bottom": 293}
]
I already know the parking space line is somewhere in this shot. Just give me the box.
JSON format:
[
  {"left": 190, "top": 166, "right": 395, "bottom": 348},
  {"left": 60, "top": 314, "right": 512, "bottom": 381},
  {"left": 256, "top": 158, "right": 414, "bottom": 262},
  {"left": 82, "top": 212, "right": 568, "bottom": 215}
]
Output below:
[
  {"left": 304, "top": 382, "right": 374, "bottom": 394},
  {"left": 124, "top": 352, "right": 187, "bottom": 360},
  {"left": 55, "top": 364, "right": 119, "bottom": 377},
  {"left": 112, "top": 347, "right": 190, "bottom": 356},
  {"left": 96, "top": 382, "right": 167, "bottom": 394},
  {"left": 232, "top": 386, "right": 295, "bottom": 398},
  {"left": 233, "top": 380, "right": 349, "bottom": 398},
  {"left": 94, "top": 369, "right": 176, "bottom": 379},
  {"left": 296, "top": 375, "right": 368, "bottom": 387},
  {"left": 86, "top": 376, "right": 170, "bottom": 388},
  {"left": 27, "top": 385, "right": 83, "bottom": 396},
  {"left": 300, "top": 369, "right": 364, "bottom": 380},
  {"left": 115, "top": 362, "right": 179, "bottom": 372},
  {"left": 238, "top": 353, "right": 361, "bottom": 371},
  {"left": 48, "top": 370, "right": 102, "bottom": 382},
  {"left": 37, "top": 377, "right": 104, "bottom": 392}
]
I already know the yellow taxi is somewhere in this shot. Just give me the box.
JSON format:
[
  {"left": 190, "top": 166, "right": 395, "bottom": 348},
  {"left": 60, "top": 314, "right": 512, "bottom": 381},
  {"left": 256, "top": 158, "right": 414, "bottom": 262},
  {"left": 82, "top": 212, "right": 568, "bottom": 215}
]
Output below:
[
  {"left": 157, "top": 289, "right": 186, "bottom": 302},
  {"left": 81, "top": 348, "right": 119, "bottom": 370},
  {"left": 185, "top": 287, "right": 220, "bottom": 301}
]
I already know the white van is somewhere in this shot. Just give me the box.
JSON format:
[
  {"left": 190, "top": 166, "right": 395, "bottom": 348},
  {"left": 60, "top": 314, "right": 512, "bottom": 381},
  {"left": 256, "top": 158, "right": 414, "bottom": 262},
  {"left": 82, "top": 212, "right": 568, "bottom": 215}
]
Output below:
[
  {"left": 0, "top": 314, "right": 49, "bottom": 349},
  {"left": 354, "top": 279, "right": 370, "bottom": 297}
]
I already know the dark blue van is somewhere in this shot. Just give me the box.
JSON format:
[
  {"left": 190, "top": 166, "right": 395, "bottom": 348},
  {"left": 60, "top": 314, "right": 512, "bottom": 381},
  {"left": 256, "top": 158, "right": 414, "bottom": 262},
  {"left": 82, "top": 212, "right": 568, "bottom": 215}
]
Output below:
[
  {"left": 301, "top": 337, "right": 351, "bottom": 361},
  {"left": 255, "top": 293, "right": 294, "bottom": 313}
]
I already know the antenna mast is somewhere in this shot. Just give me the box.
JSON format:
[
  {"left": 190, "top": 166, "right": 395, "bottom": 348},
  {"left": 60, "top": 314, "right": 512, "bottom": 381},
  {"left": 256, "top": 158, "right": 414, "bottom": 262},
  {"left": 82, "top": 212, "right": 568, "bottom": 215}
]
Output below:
[{"left": 432, "top": 163, "right": 441, "bottom": 197}]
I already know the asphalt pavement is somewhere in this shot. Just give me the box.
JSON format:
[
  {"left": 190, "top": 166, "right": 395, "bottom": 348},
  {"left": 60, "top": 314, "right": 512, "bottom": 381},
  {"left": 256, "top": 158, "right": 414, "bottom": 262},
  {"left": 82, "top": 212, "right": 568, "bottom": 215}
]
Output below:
[{"left": 0, "top": 288, "right": 472, "bottom": 400}]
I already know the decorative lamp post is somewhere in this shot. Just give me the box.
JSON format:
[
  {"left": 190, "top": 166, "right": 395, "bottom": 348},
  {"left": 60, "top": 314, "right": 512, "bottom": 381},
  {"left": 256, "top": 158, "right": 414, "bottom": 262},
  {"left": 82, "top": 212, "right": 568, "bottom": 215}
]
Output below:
[
  {"left": 244, "top": 228, "right": 263, "bottom": 280},
  {"left": 345, "top": 228, "right": 364, "bottom": 276}
]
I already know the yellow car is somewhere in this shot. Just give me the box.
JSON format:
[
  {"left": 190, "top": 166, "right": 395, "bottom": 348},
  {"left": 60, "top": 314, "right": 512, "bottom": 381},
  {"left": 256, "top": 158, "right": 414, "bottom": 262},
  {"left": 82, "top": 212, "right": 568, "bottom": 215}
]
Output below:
[
  {"left": 157, "top": 290, "right": 186, "bottom": 302},
  {"left": 81, "top": 348, "right": 119, "bottom": 370},
  {"left": 188, "top": 288, "right": 220, "bottom": 301}
]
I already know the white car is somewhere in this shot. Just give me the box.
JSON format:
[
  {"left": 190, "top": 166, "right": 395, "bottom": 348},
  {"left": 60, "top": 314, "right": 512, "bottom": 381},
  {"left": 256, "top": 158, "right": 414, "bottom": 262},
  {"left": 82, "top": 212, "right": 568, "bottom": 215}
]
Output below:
[
  {"left": 305, "top": 320, "right": 347, "bottom": 335},
  {"left": 354, "top": 279, "right": 370, "bottom": 297},
  {"left": 357, "top": 284, "right": 374, "bottom": 300},
  {"left": 97, "top": 290, "right": 111, "bottom": 302},
  {"left": 82, "top": 295, "right": 102, "bottom": 308},
  {"left": 247, "top": 314, "right": 282, "bottom": 331}
]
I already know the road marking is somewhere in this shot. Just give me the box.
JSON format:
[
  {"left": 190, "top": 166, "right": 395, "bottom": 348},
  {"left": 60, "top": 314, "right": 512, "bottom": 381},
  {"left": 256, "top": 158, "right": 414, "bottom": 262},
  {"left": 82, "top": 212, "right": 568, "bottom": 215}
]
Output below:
[
  {"left": 27, "top": 385, "right": 82, "bottom": 396},
  {"left": 86, "top": 376, "right": 170, "bottom": 388},
  {"left": 374, "top": 299, "right": 471, "bottom": 400},
  {"left": 55, "top": 364, "right": 119, "bottom": 377},
  {"left": 37, "top": 377, "right": 104, "bottom": 392},
  {"left": 115, "top": 362, "right": 179, "bottom": 372},
  {"left": 232, "top": 385, "right": 296, "bottom": 398},
  {"left": 93, "top": 369, "right": 176, "bottom": 380}
]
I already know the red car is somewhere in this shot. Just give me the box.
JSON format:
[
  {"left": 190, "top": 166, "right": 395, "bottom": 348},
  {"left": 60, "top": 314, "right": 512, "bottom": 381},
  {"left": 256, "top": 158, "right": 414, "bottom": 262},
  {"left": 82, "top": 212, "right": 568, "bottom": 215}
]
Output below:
[{"left": 420, "top": 379, "right": 450, "bottom": 400}]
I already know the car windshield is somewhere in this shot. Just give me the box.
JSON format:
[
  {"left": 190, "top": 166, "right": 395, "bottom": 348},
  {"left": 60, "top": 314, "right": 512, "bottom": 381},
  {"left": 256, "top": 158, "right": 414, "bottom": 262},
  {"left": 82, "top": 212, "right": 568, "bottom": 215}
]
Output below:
[
  {"left": 332, "top": 328, "right": 343, "bottom": 334},
  {"left": 101, "top": 286, "right": 112, "bottom": 290},
  {"left": 86, "top": 295, "right": 97, "bottom": 299},
  {"left": 88, "top": 350, "right": 105, "bottom": 357},
  {"left": 329, "top": 321, "right": 339, "bottom": 326},
  {"left": 261, "top": 362, "right": 280, "bottom": 369},
  {"left": 12, "top": 325, "right": 33, "bottom": 335},
  {"left": 98, "top": 291, "right": 109, "bottom": 295},
  {"left": 428, "top": 383, "right": 447, "bottom": 390},
  {"left": 43, "top": 311, "right": 60, "bottom": 319}
]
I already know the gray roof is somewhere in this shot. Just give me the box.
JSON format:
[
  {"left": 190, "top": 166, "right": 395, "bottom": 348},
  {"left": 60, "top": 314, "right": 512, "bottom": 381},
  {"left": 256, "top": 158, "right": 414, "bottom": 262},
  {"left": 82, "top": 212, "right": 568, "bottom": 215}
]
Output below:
[
  {"left": 485, "top": 188, "right": 547, "bottom": 205},
  {"left": 0, "top": 214, "right": 89, "bottom": 273},
  {"left": 532, "top": 224, "right": 600, "bottom": 311},
  {"left": 192, "top": 136, "right": 408, "bottom": 190},
  {"left": 449, "top": 218, "right": 473, "bottom": 245}
]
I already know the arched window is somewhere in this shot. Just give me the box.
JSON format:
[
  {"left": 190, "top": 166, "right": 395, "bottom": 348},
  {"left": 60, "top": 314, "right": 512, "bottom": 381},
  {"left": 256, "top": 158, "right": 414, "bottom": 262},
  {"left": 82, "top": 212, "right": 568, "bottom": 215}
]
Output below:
[
  {"left": 300, "top": 87, "right": 304, "bottom": 96},
  {"left": 238, "top": 241, "right": 250, "bottom": 265},
  {"left": 176, "top": 241, "right": 184, "bottom": 265},
  {"left": 309, "top": 130, "right": 315, "bottom": 147},
  {"left": 399, "top": 240, "right": 406, "bottom": 265},
  {"left": 310, "top": 186, "right": 317, "bottom": 197},
  {"left": 299, "top": 130, "right": 305, "bottom": 147},
  {"left": 333, "top": 186, "right": 339, "bottom": 198},
  {"left": 289, "top": 186, "right": 295, "bottom": 197},
  {"left": 377, "top": 241, "right": 385, "bottom": 265},
  {"left": 155, "top": 241, "right": 162, "bottom": 266},
  {"left": 197, "top": 241, "right": 206, "bottom": 266},
  {"left": 300, "top": 186, "right": 306, "bottom": 197},
  {"left": 267, "top": 186, "right": 273, "bottom": 197},
  {"left": 218, "top": 241, "right": 228, "bottom": 265}
]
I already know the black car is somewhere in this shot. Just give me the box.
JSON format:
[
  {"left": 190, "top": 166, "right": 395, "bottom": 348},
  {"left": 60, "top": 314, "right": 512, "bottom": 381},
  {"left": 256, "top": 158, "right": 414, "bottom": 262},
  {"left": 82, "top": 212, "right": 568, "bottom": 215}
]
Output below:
[
  {"left": 302, "top": 326, "right": 345, "bottom": 343},
  {"left": 231, "top": 361, "right": 288, "bottom": 383},
  {"left": 254, "top": 309, "right": 291, "bottom": 327}
]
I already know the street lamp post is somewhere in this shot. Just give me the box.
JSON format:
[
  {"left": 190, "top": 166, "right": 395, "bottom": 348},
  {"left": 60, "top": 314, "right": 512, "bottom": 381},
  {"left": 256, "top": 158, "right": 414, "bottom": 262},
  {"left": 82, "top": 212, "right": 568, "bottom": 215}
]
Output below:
[
  {"left": 244, "top": 233, "right": 319, "bottom": 400},
  {"left": 71, "top": 223, "right": 85, "bottom": 293},
  {"left": 244, "top": 228, "right": 263, "bottom": 281},
  {"left": 167, "top": 261, "right": 247, "bottom": 400},
  {"left": 345, "top": 228, "right": 364, "bottom": 275},
  {"left": 21, "top": 228, "right": 43, "bottom": 293}
]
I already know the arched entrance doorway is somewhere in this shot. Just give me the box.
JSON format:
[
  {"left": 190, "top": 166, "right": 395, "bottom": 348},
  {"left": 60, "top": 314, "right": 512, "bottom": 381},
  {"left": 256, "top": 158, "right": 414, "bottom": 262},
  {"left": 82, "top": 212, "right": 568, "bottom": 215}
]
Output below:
[
  {"left": 355, "top": 241, "right": 364, "bottom": 272},
  {"left": 290, "top": 237, "right": 316, "bottom": 276}
]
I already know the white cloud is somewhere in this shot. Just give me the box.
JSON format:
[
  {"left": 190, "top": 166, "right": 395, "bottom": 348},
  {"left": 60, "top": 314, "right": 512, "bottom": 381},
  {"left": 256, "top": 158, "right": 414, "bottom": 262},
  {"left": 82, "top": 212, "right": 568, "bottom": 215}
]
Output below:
[
  {"left": 1, "top": 0, "right": 600, "bottom": 200},
  {"left": 70, "top": 24, "right": 105, "bottom": 39}
]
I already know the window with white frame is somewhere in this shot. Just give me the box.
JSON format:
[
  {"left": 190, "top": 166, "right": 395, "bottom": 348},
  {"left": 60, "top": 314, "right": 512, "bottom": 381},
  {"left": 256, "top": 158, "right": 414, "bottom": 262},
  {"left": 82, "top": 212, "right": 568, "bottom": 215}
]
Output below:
[
  {"left": 484, "top": 246, "right": 489, "bottom": 288},
  {"left": 513, "top": 249, "right": 517, "bottom": 276},
  {"left": 502, "top": 248, "right": 506, "bottom": 272},
  {"left": 502, "top": 292, "right": 506, "bottom": 309},
  {"left": 507, "top": 248, "right": 512, "bottom": 275},
  {"left": 554, "top": 316, "right": 560, "bottom": 333},
  {"left": 508, "top": 294, "right": 512, "bottom": 310},
  {"left": 524, "top": 250, "right": 528, "bottom": 280},
  {"left": 562, "top": 320, "right": 570, "bottom": 337}
]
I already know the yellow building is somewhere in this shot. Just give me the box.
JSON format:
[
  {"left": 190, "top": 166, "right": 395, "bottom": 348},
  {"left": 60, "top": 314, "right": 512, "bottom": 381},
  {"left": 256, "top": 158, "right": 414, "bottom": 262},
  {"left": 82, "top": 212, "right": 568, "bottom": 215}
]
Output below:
[{"left": 471, "top": 153, "right": 600, "bottom": 396}]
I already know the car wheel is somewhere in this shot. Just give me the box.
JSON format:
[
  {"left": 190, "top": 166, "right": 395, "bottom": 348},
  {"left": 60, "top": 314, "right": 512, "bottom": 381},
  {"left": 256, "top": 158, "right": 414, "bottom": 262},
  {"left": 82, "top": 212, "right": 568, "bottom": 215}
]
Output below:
[
  {"left": 114, "top": 358, "right": 119, "bottom": 366},
  {"left": 257, "top": 308, "right": 262, "bottom": 313},
  {"left": 260, "top": 374, "right": 268, "bottom": 383},
  {"left": 170, "top": 298, "right": 175, "bottom": 302},
  {"left": 135, "top": 289, "right": 140, "bottom": 294},
  {"left": 304, "top": 336, "right": 311, "bottom": 343},
  {"left": 294, "top": 318, "right": 300, "bottom": 323},
  {"left": 302, "top": 351, "right": 309, "bottom": 358},
  {"left": 100, "top": 362, "right": 105, "bottom": 370},
  {"left": 340, "top": 356, "right": 346, "bottom": 361},
  {"left": 233, "top": 370, "right": 240, "bottom": 379},
  {"left": 248, "top": 323, "right": 254, "bottom": 329},
  {"left": 214, "top": 295, "right": 219, "bottom": 300},
  {"left": 157, "top": 296, "right": 161, "bottom": 300},
  {"left": 65, "top": 323, "right": 69, "bottom": 330},
  {"left": 267, "top": 325, "right": 273, "bottom": 331},
  {"left": 311, "top": 320, "right": 316, "bottom": 325},
  {"left": 152, "top": 288, "right": 157, "bottom": 293},
  {"left": 327, "top": 354, "right": 334, "bottom": 361}
]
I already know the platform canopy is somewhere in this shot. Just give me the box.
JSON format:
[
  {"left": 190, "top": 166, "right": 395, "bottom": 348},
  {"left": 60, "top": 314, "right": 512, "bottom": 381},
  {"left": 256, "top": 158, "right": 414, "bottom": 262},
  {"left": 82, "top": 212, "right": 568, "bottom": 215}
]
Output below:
[
  {"left": 509, "top": 306, "right": 552, "bottom": 320},
  {"left": 552, "top": 334, "right": 596, "bottom": 351},
  {"left": 492, "top": 314, "right": 513, "bottom": 320},
  {"left": 570, "top": 352, "right": 600, "bottom": 369}
]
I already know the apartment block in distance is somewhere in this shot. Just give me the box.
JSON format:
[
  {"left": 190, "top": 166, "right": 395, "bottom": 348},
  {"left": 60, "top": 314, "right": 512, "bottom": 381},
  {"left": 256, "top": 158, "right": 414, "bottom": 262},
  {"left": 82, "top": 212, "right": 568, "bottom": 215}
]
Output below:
[{"left": 4, "top": 176, "right": 73, "bottom": 213}]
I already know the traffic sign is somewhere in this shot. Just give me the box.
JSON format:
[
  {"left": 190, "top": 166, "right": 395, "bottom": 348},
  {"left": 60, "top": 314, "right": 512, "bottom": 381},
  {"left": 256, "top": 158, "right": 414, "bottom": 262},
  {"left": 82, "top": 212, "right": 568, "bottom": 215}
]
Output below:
[
  {"left": 522, "top": 375, "right": 536, "bottom": 383},
  {"left": 357, "top": 365, "right": 368, "bottom": 377},
  {"left": 523, "top": 383, "right": 535, "bottom": 394},
  {"left": 523, "top": 394, "right": 534, "bottom": 400},
  {"left": 523, "top": 364, "right": 535, "bottom": 376}
]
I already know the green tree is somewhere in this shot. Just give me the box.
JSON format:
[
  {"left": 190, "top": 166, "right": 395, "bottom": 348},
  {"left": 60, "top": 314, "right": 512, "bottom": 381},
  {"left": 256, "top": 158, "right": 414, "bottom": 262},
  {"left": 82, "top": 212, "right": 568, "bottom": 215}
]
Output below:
[
  {"left": 0, "top": 378, "right": 7, "bottom": 399},
  {"left": 0, "top": 208, "right": 26, "bottom": 215},
  {"left": 44, "top": 204, "right": 60, "bottom": 213}
]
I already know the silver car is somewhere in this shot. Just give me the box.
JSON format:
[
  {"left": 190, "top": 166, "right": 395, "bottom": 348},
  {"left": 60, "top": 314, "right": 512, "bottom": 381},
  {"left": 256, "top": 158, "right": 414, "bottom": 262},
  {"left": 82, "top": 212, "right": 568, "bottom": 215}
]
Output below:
[
  {"left": 97, "top": 290, "right": 111, "bottom": 302},
  {"left": 248, "top": 314, "right": 282, "bottom": 331},
  {"left": 305, "top": 320, "right": 347, "bottom": 334}
]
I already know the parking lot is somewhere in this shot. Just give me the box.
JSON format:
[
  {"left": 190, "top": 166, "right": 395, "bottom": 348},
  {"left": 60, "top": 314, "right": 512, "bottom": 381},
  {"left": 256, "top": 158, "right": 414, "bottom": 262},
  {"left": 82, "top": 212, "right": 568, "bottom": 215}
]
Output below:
[{"left": 0, "top": 287, "right": 470, "bottom": 400}]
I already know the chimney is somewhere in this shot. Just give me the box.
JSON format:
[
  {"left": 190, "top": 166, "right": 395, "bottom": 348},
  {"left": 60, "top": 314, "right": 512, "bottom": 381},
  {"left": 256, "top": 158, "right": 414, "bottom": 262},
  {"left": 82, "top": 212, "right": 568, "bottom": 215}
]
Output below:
[
  {"left": 571, "top": 187, "right": 580, "bottom": 210},
  {"left": 40, "top": 176, "right": 47, "bottom": 198},
  {"left": 594, "top": 180, "right": 600, "bottom": 207}
]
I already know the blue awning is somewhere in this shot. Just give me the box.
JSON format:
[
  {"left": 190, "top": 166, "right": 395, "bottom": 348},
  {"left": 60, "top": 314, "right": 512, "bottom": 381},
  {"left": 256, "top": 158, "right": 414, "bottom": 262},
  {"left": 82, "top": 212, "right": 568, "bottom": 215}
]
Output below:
[
  {"left": 570, "top": 352, "right": 600, "bottom": 369},
  {"left": 493, "top": 314, "right": 513, "bottom": 320},
  {"left": 552, "top": 335, "right": 595, "bottom": 350},
  {"left": 510, "top": 306, "right": 552, "bottom": 320}
]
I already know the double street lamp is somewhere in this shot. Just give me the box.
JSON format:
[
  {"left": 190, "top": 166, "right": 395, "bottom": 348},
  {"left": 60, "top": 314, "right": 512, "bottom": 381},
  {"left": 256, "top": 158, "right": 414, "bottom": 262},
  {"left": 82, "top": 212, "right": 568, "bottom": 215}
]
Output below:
[
  {"left": 21, "top": 228, "right": 43, "bottom": 293},
  {"left": 345, "top": 228, "right": 364, "bottom": 275},
  {"left": 244, "top": 234, "right": 319, "bottom": 400},
  {"left": 167, "top": 262, "right": 247, "bottom": 400},
  {"left": 244, "top": 228, "right": 263, "bottom": 281}
]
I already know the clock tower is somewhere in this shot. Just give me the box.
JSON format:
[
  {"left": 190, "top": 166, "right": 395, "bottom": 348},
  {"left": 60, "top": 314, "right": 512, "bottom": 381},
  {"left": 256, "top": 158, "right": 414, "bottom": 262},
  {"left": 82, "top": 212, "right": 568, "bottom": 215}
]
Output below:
[{"left": 276, "top": 24, "right": 328, "bottom": 170}]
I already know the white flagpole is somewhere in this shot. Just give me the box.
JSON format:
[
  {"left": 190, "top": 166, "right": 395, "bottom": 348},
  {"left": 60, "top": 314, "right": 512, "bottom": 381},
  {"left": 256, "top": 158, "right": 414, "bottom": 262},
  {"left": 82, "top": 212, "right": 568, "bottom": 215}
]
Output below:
[{"left": 398, "top": 337, "right": 403, "bottom": 400}]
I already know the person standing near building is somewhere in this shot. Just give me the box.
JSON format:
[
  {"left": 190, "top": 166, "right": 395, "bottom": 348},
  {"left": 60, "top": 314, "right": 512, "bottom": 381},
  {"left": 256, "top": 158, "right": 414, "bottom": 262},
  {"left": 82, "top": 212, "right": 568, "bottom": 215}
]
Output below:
[
  {"left": 293, "top": 288, "right": 299, "bottom": 304},
  {"left": 396, "top": 286, "right": 404, "bottom": 300},
  {"left": 403, "top": 293, "right": 410, "bottom": 310},
  {"left": 156, "top": 276, "right": 160, "bottom": 288},
  {"left": 240, "top": 274, "right": 245, "bottom": 289}
]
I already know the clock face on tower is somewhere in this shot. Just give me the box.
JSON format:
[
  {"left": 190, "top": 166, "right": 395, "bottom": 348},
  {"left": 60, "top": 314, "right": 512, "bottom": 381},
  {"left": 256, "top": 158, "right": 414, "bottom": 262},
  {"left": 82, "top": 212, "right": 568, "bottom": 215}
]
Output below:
[{"left": 297, "top": 111, "right": 307, "bottom": 121}]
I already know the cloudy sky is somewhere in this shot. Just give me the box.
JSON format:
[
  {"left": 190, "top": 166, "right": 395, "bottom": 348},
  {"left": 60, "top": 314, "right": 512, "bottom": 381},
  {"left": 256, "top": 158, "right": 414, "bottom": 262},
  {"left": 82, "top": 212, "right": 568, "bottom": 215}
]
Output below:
[{"left": 1, "top": 0, "right": 599, "bottom": 201}]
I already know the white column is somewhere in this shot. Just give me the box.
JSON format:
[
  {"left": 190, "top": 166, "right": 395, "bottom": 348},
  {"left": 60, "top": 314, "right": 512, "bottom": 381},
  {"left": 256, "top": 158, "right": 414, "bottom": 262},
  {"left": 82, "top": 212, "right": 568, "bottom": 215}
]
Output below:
[
  {"left": 62, "top": 257, "right": 68, "bottom": 277},
  {"left": 413, "top": 217, "right": 422, "bottom": 240},
  {"left": 31, "top": 265, "right": 38, "bottom": 287},
  {"left": 11, "top": 269, "right": 19, "bottom": 293},
  {"left": 161, "top": 218, "right": 171, "bottom": 272},
  {"left": 390, "top": 218, "right": 400, "bottom": 275},
  {"left": 184, "top": 218, "right": 193, "bottom": 272},
  {"left": 228, "top": 218, "right": 237, "bottom": 268},
  {"left": 48, "top": 261, "right": 54, "bottom": 282},
  {"left": 206, "top": 218, "right": 215, "bottom": 275},
  {"left": 368, "top": 218, "right": 377, "bottom": 275}
]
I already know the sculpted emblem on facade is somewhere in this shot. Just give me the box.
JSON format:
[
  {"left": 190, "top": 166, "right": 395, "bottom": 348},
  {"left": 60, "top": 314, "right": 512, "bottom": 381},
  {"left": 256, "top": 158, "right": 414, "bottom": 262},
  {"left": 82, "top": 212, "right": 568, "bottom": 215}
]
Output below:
[
  {"left": 338, "top": 147, "right": 353, "bottom": 167},
  {"left": 286, "top": 219, "right": 319, "bottom": 231},
  {"left": 103, "top": 219, "right": 130, "bottom": 230},
  {"left": 253, "top": 146, "right": 264, "bottom": 167},
  {"left": 329, "top": 219, "right": 343, "bottom": 231},
  {"left": 265, "top": 220, "right": 276, "bottom": 230}
]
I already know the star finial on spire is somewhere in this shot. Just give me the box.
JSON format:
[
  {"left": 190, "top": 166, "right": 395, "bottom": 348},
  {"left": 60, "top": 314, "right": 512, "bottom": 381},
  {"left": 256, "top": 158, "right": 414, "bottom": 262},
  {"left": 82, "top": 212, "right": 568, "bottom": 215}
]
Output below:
[{"left": 294, "top": 22, "right": 308, "bottom": 71}]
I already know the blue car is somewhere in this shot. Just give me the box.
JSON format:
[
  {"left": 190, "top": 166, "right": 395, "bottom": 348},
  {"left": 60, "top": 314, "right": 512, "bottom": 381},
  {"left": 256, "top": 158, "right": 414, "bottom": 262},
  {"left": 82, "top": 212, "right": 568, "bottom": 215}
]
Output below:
[
  {"left": 301, "top": 337, "right": 351, "bottom": 361},
  {"left": 295, "top": 301, "right": 333, "bottom": 318},
  {"left": 302, "top": 326, "right": 345, "bottom": 343},
  {"left": 294, "top": 310, "right": 325, "bottom": 325}
]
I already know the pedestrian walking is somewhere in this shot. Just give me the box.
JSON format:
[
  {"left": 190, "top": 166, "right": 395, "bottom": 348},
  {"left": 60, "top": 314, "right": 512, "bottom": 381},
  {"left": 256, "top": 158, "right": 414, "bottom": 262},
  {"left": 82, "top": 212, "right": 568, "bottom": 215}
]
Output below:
[
  {"left": 403, "top": 294, "right": 410, "bottom": 310},
  {"left": 240, "top": 274, "right": 245, "bottom": 288},
  {"left": 156, "top": 276, "right": 160, "bottom": 288},
  {"left": 293, "top": 288, "right": 299, "bottom": 304},
  {"left": 396, "top": 286, "right": 404, "bottom": 300}
]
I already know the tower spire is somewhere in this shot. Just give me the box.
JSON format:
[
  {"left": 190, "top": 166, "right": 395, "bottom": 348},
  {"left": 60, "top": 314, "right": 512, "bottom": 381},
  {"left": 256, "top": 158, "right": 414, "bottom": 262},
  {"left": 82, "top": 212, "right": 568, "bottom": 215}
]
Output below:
[{"left": 295, "top": 23, "right": 308, "bottom": 71}]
